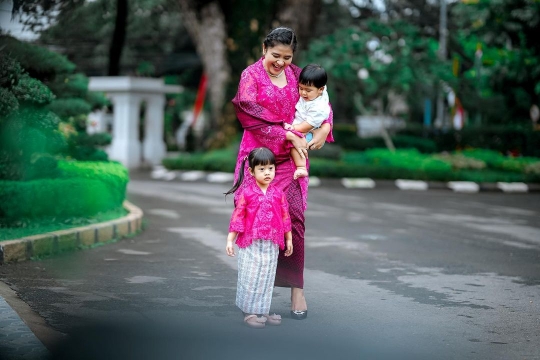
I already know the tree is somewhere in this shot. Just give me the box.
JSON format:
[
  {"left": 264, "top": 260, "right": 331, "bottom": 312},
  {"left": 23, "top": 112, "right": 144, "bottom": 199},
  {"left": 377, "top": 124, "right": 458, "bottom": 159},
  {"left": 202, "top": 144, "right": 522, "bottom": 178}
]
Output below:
[
  {"left": 304, "top": 19, "right": 453, "bottom": 121},
  {"left": 178, "top": 0, "right": 230, "bottom": 134},
  {"left": 451, "top": 0, "right": 540, "bottom": 124},
  {"left": 108, "top": 0, "right": 128, "bottom": 75}
]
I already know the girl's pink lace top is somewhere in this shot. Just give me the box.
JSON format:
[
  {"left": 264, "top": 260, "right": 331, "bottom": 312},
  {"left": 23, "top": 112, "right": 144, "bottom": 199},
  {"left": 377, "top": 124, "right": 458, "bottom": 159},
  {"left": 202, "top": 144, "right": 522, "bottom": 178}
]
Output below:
[
  {"left": 229, "top": 183, "right": 291, "bottom": 249},
  {"left": 231, "top": 58, "right": 334, "bottom": 212}
]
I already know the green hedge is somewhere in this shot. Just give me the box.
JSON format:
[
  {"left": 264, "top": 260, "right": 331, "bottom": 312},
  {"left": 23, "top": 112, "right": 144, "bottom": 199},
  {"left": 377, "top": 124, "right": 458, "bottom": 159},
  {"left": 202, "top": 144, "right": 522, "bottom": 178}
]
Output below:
[
  {"left": 333, "top": 123, "right": 540, "bottom": 157},
  {"left": 163, "top": 148, "right": 238, "bottom": 172},
  {"left": 163, "top": 148, "right": 540, "bottom": 183},
  {"left": 460, "top": 149, "right": 540, "bottom": 173},
  {"left": 0, "top": 161, "right": 128, "bottom": 224}
]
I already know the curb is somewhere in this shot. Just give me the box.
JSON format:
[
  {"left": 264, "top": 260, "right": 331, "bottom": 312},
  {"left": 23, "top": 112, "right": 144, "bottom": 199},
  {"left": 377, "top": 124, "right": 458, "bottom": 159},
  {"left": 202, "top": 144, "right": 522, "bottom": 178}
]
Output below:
[
  {"left": 149, "top": 167, "right": 539, "bottom": 193},
  {"left": 0, "top": 201, "right": 144, "bottom": 264}
]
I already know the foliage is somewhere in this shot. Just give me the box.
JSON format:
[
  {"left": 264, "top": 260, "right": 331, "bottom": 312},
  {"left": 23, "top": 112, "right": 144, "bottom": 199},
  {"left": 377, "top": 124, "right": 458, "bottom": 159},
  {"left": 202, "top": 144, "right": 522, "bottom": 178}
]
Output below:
[
  {"left": 162, "top": 147, "right": 540, "bottom": 183},
  {"left": 451, "top": 0, "right": 540, "bottom": 124},
  {"left": 0, "top": 160, "right": 128, "bottom": 225},
  {"left": 0, "top": 34, "right": 76, "bottom": 77},
  {"left": 47, "top": 98, "right": 93, "bottom": 119},
  {"left": 162, "top": 147, "right": 238, "bottom": 173},
  {"left": 400, "top": 124, "right": 540, "bottom": 156},
  {"left": 433, "top": 153, "right": 486, "bottom": 170},
  {"left": 304, "top": 18, "right": 453, "bottom": 120},
  {"left": 12, "top": 74, "right": 55, "bottom": 105},
  {"left": 460, "top": 149, "right": 540, "bottom": 173},
  {"left": 0, "top": 46, "right": 65, "bottom": 181},
  {"left": 0, "top": 35, "right": 108, "bottom": 167},
  {"left": 0, "top": 178, "right": 119, "bottom": 224},
  {"left": 392, "top": 135, "right": 437, "bottom": 153},
  {"left": 36, "top": 0, "right": 198, "bottom": 77}
]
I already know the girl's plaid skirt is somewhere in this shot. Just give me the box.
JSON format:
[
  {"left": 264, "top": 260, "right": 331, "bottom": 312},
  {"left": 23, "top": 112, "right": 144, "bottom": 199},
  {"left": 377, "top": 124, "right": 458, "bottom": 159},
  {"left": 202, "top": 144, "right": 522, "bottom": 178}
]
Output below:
[{"left": 236, "top": 240, "right": 279, "bottom": 314}]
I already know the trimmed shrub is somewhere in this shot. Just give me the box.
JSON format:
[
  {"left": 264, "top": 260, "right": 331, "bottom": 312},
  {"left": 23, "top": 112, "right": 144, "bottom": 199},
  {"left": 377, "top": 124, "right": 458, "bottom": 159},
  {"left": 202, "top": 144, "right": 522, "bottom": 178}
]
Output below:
[
  {"left": 47, "top": 98, "right": 93, "bottom": 119},
  {"left": 0, "top": 34, "right": 76, "bottom": 76},
  {"left": 460, "top": 149, "right": 540, "bottom": 173},
  {"left": 392, "top": 135, "right": 437, "bottom": 153},
  {"left": 0, "top": 88, "right": 19, "bottom": 117},
  {"left": 12, "top": 74, "right": 55, "bottom": 105},
  {"left": 58, "top": 160, "right": 128, "bottom": 203},
  {"left": 163, "top": 148, "right": 238, "bottom": 173},
  {"left": 0, "top": 178, "right": 117, "bottom": 222},
  {"left": 161, "top": 147, "right": 540, "bottom": 183},
  {"left": 0, "top": 161, "right": 128, "bottom": 224},
  {"left": 433, "top": 153, "right": 486, "bottom": 170},
  {"left": 47, "top": 73, "right": 89, "bottom": 99}
]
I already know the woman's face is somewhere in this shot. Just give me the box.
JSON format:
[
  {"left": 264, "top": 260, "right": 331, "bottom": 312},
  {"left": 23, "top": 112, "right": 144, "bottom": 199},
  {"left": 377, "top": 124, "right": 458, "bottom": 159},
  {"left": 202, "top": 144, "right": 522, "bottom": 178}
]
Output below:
[{"left": 262, "top": 44, "right": 294, "bottom": 76}]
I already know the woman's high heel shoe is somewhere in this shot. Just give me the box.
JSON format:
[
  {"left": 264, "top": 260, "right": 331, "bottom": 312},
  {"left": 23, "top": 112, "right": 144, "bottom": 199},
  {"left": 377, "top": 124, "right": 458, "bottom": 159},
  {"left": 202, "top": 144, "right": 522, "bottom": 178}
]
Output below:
[{"left": 290, "top": 310, "right": 308, "bottom": 320}]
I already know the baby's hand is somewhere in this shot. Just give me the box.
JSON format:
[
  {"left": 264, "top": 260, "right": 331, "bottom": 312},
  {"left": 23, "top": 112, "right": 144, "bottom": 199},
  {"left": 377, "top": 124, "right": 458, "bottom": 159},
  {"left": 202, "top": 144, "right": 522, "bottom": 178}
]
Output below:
[{"left": 283, "top": 123, "right": 294, "bottom": 130}]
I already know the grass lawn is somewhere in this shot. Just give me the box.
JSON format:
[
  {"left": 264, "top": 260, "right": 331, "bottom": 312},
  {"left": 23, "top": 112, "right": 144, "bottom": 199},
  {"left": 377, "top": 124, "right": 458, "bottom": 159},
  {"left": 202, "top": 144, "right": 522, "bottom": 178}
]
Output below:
[{"left": 0, "top": 207, "right": 128, "bottom": 242}]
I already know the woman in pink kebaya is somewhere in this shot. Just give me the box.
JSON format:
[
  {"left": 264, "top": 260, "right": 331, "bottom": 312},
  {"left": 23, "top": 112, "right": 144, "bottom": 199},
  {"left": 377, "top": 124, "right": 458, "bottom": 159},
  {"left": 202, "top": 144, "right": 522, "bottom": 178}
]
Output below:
[{"left": 231, "top": 27, "right": 334, "bottom": 321}]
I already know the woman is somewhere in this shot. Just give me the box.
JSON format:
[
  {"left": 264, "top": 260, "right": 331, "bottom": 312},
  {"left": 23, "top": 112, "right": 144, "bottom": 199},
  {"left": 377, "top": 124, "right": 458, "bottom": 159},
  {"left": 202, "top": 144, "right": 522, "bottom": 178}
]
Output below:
[{"left": 231, "top": 27, "right": 333, "bottom": 320}]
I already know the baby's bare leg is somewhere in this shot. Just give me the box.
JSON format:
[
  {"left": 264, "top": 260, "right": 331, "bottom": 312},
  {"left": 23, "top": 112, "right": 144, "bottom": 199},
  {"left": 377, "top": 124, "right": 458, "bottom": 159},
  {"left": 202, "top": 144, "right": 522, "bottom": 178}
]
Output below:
[{"left": 291, "top": 149, "right": 308, "bottom": 179}]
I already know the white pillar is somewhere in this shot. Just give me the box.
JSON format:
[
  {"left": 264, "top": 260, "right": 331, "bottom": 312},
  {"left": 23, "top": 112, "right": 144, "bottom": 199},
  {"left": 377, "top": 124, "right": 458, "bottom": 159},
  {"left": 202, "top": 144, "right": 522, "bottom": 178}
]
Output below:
[
  {"left": 109, "top": 93, "right": 141, "bottom": 169},
  {"left": 142, "top": 95, "right": 167, "bottom": 165}
]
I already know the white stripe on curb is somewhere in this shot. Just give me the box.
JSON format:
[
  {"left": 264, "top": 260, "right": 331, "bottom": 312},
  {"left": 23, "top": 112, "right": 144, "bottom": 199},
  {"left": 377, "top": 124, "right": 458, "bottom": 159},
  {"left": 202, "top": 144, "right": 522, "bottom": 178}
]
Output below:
[
  {"left": 341, "top": 178, "right": 376, "bottom": 189},
  {"left": 308, "top": 176, "right": 321, "bottom": 187},
  {"left": 447, "top": 181, "right": 480, "bottom": 193},
  {"left": 496, "top": 182, "right": 528, "bottom": 193},
  {"left": 395, "top": 179, "right": 428, "bottom": 191},
  {"left": 180, "top": 171, "right": 206, "bottom": 181},
  {"left": 207, "top": 172, "right": 235, "bottom": 183}
]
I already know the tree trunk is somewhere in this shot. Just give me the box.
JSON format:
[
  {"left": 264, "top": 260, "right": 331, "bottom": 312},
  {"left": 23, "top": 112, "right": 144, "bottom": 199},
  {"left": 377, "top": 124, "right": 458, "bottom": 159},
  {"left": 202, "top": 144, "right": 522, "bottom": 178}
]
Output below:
[
  {"left": 178, "top": 0, "right": 230, "bottom": 134},
  {"left": 275, "top": 0, "right": 322, "bottom": 52},
  {"left": 108, "top": 0, "right": 128, "bottom": 76}
]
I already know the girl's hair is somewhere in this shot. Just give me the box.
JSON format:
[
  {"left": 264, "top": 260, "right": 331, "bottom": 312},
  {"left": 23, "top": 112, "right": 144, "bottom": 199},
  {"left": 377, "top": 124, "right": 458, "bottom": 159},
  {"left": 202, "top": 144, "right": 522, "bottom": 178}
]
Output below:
[
  {"left": 299, "top": 64, "right": 327, "bottom": 88},
  {"left": 263, "top": 27, "right": 297, "bottom": 52},
  {"left": 224, "top": 147, "right": 276, "bottom": 196}
]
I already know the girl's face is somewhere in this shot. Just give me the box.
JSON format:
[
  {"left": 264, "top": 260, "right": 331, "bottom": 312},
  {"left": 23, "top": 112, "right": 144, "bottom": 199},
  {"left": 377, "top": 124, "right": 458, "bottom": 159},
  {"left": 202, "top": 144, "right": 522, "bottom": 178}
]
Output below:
[
  {"left": 249, "top": 163, "right": 276, "bottom": 188},
  {"left": 299, "top": 83, "right": 324, "bottom": 101},
  {"left": 262, "top": 44, "right": 294, "bottom": 76}
]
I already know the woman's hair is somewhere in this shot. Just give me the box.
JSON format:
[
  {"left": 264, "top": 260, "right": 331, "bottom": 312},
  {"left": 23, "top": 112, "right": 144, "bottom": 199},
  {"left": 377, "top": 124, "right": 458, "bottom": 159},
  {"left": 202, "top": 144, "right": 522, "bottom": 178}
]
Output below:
[
  {"left": 263, "top": 27, "right": 297, "bottom": 52},
  {"left": 299, "top": 64, "right": 327, "bottom": 88},
  {"left": 224, "top": 147, "right": 276, "bottom": 196}
]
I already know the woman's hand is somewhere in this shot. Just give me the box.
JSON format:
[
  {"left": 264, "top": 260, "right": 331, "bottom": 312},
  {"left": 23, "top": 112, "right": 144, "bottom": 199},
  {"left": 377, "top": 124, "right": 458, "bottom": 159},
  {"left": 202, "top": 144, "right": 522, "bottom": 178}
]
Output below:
[
  {"left": 307, "top": 123, "right": 331, "bottom": 150},
  {"left": 283, "top": 123, "right": 294, "bottom": 130},
  {"left": 286, "top": 130, "right": 309, "bottom": 159}
]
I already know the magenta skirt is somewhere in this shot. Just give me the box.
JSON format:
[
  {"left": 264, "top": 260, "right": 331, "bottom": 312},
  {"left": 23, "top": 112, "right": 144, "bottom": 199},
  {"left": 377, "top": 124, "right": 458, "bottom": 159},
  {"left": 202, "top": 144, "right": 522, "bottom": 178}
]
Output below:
[{"left": 274, "top": 180, "right": 305, "bottom": 289}]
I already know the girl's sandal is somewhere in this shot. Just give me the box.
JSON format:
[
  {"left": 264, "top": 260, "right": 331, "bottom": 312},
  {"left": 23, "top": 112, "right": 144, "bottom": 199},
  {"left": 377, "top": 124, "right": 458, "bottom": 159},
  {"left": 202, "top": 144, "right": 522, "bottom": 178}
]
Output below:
[
  {"left": 263, "top": 313, "right": 282, "bottom": 326},
  {"left": 244, "top": 314, "right": 266, "bottom": 329}
]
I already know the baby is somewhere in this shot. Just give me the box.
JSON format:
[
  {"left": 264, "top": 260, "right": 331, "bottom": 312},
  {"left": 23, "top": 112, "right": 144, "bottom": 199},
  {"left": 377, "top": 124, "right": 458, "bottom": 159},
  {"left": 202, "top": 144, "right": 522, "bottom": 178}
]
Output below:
[{"left": 284, "top": 64, "right": 331, "bottom": 179}]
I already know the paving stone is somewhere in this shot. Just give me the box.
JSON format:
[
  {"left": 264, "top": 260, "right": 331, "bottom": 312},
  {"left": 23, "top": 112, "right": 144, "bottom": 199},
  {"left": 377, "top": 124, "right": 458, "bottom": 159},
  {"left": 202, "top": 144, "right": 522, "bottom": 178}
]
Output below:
[{"left": 0, "top": 296, "right": 49, "bottom": 360}]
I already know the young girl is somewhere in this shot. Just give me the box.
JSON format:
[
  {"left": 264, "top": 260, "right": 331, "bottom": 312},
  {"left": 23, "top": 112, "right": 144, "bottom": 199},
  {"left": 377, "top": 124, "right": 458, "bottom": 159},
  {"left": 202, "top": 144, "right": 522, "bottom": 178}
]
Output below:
[
  {"left": 225, "top": 147, "right": 293, "bottom": 328},
  {"left": 284, "top": 64, "right": 331, "bottom": 179}
]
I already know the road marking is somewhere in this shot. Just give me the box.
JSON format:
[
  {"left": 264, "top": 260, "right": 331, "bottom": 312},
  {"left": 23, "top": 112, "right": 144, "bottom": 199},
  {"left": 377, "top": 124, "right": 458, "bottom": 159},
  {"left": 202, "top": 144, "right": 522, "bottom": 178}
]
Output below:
[
  {"left": 148, "top": 209, "right": 181, "bottom": 219},
  {"left": 447, "top": 181, "right": 480, "bottom": 193},
  {"left": 341, "top": 178, "right": 376, "bottom": 189},
  {"left": 496, "top": 182, "right": 528, "bottom": 192},
  {"left": 117, "top": 249, "right": 152, "bottom": 255},
  {"left": 395, "top": 179, "right": 428, "bottom": 190},
  {"left": 126, "top": 276, "right": 166, "bottom": 284}
]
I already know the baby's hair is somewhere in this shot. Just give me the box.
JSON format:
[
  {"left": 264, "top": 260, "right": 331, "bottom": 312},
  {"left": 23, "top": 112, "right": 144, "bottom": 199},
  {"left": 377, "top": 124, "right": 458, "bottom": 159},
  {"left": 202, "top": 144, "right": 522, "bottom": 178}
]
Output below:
[
  {"left": 224, "top": 147, "right": 276, "bottom": 196},
  {"left": 263, "top": 27, "right": 297, "bottom": 52},
  {"left": 299, "top": 64, "right": 327, "bottom": 89}
]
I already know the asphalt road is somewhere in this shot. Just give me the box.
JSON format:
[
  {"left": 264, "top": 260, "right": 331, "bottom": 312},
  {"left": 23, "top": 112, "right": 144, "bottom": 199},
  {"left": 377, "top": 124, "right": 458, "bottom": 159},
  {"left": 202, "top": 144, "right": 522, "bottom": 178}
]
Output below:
[{"left": 1, "top": 177, "right": 539, "bottom": 360}]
